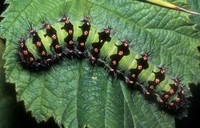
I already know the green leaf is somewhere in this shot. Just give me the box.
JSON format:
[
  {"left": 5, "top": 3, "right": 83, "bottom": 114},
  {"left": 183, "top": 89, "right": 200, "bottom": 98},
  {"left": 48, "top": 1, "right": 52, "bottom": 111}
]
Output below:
[
  {"left": 189, "top": 0, "right": 200, "bottom": 29},
  {"left": 0, "top": 0, "right": 199, "bottom": 127}
]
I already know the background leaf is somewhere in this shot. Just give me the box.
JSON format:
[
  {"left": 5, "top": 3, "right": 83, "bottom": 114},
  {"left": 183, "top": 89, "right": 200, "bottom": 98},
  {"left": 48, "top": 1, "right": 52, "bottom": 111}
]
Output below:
[
  {"left": 0, "top": 39, "right": 16, "bottom": 128},
  {"left": 0, "top": 0, "right": 199, "bottom": 127},
  {"left": 189, "top": 0, "right": 200, "bottom": 30}
]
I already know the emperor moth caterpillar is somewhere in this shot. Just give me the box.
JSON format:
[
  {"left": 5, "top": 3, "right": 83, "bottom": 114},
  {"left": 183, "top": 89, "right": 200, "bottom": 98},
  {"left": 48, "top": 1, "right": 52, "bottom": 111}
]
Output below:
[{"left": 18, "top": 16, "right": 188, "bottom": 115}]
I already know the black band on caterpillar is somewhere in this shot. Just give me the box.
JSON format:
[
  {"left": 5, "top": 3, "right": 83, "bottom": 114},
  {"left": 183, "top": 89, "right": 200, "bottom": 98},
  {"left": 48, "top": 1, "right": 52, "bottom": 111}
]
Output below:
[
  {"left": 90, "top": 27, "right": 111, "bottom": 65},
  {"left": 107, "top": 41, "right": 130, "bottom": 76},
  {"left": 76, "top": 18, "right": 90, "bottom": 57},
  {"left": 125, "top": 53, "right": 149, "bottom": 86},
  {"left": 59, "top": 17, "right": 75, "bottom": 56},
  {"left": 18, "top": 38, "right": 36, "bottom": 68},
  {"left": 42, "top": 23, "right": 63, "bottom": 58},
  {"left": 17, "top": 16, "right": 189, "bottom": 115}
]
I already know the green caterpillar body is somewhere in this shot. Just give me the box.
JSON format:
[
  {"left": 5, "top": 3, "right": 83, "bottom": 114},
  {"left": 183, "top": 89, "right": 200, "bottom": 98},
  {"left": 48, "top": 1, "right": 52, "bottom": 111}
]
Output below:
[{"left": 18, "top": 16, "right": 187, "bottom": 114}]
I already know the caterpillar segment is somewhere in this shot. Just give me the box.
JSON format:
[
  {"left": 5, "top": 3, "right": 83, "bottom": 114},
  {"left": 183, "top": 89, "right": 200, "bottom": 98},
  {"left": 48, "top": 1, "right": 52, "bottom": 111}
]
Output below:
[
  {"left": 76, "top": 18, "right": 91, "bottom": 57},
  {"left": 18, "top": 38, "right": 39, "bottom": 69},
  {"left": 59, "top": 16, "right": 75, "bottom": 57},
  {"left": 125, "top": 53, "right": 149, "bottom": 86},
  {"left": 41, "top": 23, "right": 63, "bottom": 58},
  {"left": 106, "top": 41, "right": 130, "bottom": 76},
  {"left": 89, "top": 27, "right": 111, "bottom": 65}
]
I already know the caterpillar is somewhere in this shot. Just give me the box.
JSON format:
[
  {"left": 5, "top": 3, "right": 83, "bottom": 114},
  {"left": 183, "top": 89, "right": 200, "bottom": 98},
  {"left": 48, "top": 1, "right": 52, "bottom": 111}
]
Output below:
[{"left": 17, "top": 16, "right": 188, "bottom": 114}]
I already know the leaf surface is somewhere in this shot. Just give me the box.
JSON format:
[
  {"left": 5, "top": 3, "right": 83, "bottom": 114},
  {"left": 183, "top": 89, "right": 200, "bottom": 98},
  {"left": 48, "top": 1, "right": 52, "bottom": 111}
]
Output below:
[{"left": 1, "top": 0, "right": 199, "bottom": 127}]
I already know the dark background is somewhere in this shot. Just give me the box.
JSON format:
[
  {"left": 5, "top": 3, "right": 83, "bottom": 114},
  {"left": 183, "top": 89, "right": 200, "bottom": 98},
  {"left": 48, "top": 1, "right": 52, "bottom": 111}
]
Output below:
[{"left": 0, "top": 0, "right": 200, "bottom": 128}]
